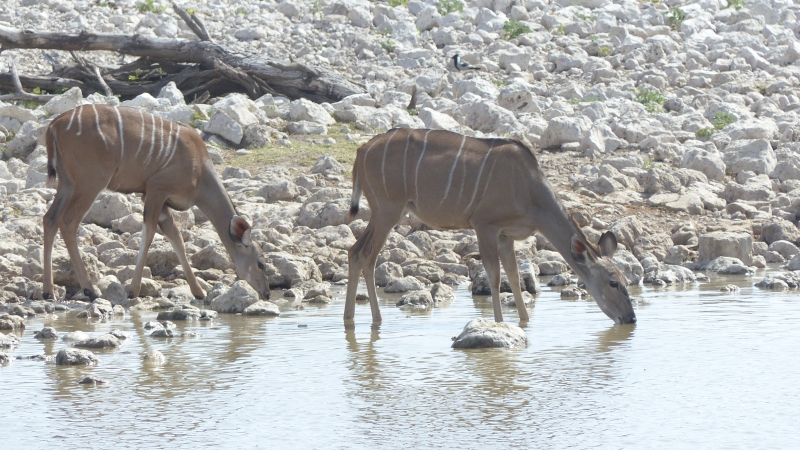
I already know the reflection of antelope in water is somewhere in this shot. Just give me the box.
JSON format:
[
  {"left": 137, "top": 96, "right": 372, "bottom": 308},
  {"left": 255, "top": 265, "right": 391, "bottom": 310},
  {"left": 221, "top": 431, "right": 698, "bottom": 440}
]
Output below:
[
  {"left": 345, "top": 128, "right": 636, "bottom": 325},
  {"left": 42, "top": 105, "right": 270, "bottom": 301}
]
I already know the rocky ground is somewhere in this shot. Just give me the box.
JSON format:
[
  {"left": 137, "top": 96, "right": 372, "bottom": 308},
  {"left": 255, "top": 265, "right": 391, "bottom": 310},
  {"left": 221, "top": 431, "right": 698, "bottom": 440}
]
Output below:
[{"left": 2, "top": 0, "right": 800, "bottom": 352}]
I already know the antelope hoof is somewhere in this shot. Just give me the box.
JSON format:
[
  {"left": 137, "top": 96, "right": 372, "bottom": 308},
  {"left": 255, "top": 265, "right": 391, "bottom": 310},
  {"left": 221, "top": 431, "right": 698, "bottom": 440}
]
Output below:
[
  {"left": 128, "top": 291, "right": 136, "bottom": 299},
  {"left": 192, "top": 289, "right": 207, "bottom": 300},
  {"left": 84, "top": 288, "right": 100, "bottom": 301},
  {"left": 43, "top": 292, "right": 52, "bottom": 300}
]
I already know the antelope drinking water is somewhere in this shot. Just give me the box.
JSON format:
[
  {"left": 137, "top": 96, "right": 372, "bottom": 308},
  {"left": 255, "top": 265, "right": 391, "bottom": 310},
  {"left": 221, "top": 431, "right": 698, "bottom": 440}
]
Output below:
[
  {"left": 42, "top": 104, "right": 270, "bottom": 301},
  {"left": 344, "top": 129, "right": 636, "bottom": 325}
]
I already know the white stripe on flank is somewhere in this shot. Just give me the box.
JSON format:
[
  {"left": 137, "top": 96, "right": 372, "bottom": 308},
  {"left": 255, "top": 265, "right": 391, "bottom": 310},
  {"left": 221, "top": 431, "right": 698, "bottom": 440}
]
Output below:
[
  {"left": 146, "top": 113, "right": 157, "bottom": 163},
  {"left": 381, "top": 129, "right": 399, "bottom": 198},
  {"left": 463, "top": 139, "right": 496, "bottom": 214},
  {"left": 162, "top": 125, "right": 181, "bottom": 167},
  {"left": 66, "top": 108, "right": 78, "bottom": 131},
  {"left": 439, "top": 134, "right": 467, "bottom": 206},
  {"left": 157, "top": 117, "right": 165, "bottom": 162},
  {"left": 91, "top": 104, "right": 108, "bottom": 145},
  {"left": 402, "top": 131, "right": 411, "bottom": 198},
  {"left": 414, "top": 130, "right": 433, "bottom": 206},
  {"left": 136, "top": 109, "right": 145, "bottom": 157},
  {"left": 113, "top": 107, "right": 125, "bottom": 161},
  {"left": 76, "top": 105, "right": 83, "bottom": 135},
  {"left": 160, "top": 120, "right": 174, "bottom": 165}
]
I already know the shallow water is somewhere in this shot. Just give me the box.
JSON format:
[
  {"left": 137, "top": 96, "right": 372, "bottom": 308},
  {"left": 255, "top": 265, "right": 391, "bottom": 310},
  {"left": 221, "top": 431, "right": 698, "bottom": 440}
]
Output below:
[{"left": 2, "top": 271, "right": 799, "bottom": 449}]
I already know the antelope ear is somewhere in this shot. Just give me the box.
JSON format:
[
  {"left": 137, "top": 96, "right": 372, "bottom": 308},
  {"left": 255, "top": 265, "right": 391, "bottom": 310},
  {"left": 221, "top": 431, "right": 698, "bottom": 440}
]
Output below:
[
  {"left": 571, "top": 235, "right": 596, "bottom": 266},
  {"left": 598, "top": 231, "right": 618, "bottom": 257},
  {"left": 229, "top": 216, "right": 252, "bottom": 246}
]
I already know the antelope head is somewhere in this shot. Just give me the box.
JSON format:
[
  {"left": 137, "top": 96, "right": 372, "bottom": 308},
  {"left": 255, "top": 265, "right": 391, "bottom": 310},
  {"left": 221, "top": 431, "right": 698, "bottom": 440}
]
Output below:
[
  {"left": 229, "top": 216, "right": 271, "bottom": 300},
  {"left": 570, "top": 231, "right": 636, "bottom": 324}
]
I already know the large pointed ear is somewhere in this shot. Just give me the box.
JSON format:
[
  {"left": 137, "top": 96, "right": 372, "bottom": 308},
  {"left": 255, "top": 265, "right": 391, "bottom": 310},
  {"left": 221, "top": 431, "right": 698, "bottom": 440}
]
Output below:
[
  {"left": 598, "top": 231, "right": 618, "bottom": 257},
  {"left": 571, "top": 235, "right": 596, "bottom": 267},
  {"left": 229, "top": 216, "right": 252, "bottom": 246}
]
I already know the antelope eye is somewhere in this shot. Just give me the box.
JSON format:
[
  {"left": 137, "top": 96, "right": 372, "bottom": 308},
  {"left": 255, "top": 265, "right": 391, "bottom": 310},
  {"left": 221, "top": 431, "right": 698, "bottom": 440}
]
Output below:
[
  {"left": 257, "top": 260, "right": 265, "bottom": 270},
  {"left": 609, "top": 280, "right": 619, "bottom": 288}
]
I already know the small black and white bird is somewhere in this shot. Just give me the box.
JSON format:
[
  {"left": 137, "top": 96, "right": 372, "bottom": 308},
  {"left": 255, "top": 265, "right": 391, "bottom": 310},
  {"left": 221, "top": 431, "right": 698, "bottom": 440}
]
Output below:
[{"left": 452, "top": 54, "right": 480, "bottom": 71}]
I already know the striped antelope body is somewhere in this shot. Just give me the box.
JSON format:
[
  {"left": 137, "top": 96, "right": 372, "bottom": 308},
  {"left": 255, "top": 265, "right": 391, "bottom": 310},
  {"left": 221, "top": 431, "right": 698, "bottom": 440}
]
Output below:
[
  {"left": 345, "top": 128, "right": 636, "bottom": 325},
  {"left": 42, "top": 104, "right": 270, "bottom": 301}
]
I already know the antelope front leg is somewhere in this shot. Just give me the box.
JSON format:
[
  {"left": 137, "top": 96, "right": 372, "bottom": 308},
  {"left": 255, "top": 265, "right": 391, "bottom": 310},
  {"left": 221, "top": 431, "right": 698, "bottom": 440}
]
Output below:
[
  {"left": 476, "top": 227, "right": 503, "bottom": 322},
  {"left": 158, "top": 206, "right": 206, "bottom": 299},
  {"left": 498, "top": 235, "right": 530, "bottom": 322}
]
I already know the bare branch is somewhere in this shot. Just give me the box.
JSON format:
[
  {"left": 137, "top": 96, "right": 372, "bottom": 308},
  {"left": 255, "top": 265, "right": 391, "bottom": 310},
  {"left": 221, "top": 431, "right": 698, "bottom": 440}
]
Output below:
[
  {"left": 171, "top": 2, "right": 211, "bottom": 42},
  {"left": 92, "top": 65, "right": 113, "bottom": 96}
]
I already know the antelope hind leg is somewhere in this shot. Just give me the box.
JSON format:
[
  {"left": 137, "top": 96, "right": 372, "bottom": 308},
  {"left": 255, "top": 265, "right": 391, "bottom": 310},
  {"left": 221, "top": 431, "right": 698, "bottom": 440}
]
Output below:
[
  {"left": 158, "top": 206, "right": 206, "bottom": 299},
  {"left": 344, "top": 223, "right": 372, "bottom": 321},
  {"left": 498, "top": 235, "right": 530, "bottom": 322}
]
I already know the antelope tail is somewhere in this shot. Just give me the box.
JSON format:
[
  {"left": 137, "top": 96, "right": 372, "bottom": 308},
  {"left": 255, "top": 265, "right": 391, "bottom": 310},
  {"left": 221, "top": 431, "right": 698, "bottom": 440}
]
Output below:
[
  {"left": 45, "top": 125, "right": 58, "bottom": 187},
  {"left": 348, "top": 168, "right": 362, "bottom": 221}
]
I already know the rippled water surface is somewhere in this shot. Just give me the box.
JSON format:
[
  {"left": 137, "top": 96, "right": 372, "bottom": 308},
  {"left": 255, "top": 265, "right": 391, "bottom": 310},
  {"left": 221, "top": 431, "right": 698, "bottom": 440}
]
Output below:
[{"left": 3, "top": 272, "right": 799, "bottom": 449}]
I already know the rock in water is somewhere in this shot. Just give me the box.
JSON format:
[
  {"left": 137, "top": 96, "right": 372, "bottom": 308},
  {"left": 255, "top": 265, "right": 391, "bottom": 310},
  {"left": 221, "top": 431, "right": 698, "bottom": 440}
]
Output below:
[
  {"left": 451, "top": 318, "right": 528, "bottom": 349},
  {"left": 55, "top": 348, "right": 99, "bottom": 366}
]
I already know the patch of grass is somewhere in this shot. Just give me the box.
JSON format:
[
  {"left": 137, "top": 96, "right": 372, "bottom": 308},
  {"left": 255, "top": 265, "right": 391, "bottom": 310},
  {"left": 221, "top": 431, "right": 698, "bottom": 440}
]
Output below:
[
  {"left": 381, "top": 39, "right": 396, "bottom": 53},
  {"left": 503, "top": 20, "right": 531, "bottom": 40},
  {"left": 128, "top": 71, "right": 141, "bottom": 81},
  {"left": 712, "top": 111, "right": 736, "bottom": 129},
  {"left": 226, "top": 132, "right": 360, "bottom": 173},
  {"left": 643, "top": 159, "right": 653, "bottom": 170},
  {"left": 17, "top": 100, "right": 39, "bottom": 109},
  {"left": 636, "top": 88, "right": 665, "bottom": 113},
  {"left": 696, "top": 127, "right": 715, "bottom": 139},
  {"left": 437, "top": 0, "right": 463, "bottom": 16},
  {"left": 407, "top": 108, "right": 419, "bottom": 116},
  {"left": 577, "top": 13, "right": 594, "bottom": 22},
  {"left": 137, "top": 0, "right": 167, "bottom": 13},
  {"left": 555, "top": 24, "right": 566, "bottom": 35},
  {"left": 727, "top": 0, "right": 745, "bottom": 10},
  {"left": 388, "top": 0, "right": 408, "bottom": 7},
  {"left": 667, "top": 7, "right": 686, "bottom": 30},
  {"left": 491, "top": 79, "right": 506, "bottom": 87},
  {"left": 235, "top": 7, "right": 248, "bottom": 15},
  {"left": 597, "top": 46, "right": 613, "bottom": 57}
]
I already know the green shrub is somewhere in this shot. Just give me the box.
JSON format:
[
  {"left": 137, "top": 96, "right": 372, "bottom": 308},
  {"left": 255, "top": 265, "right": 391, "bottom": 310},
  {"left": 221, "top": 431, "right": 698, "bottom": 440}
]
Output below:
[
  {"left": 696, "top": 127, "right": 715, "bottom": 138},
  {"left": 388, "top": 0, "right": 408, "bottom": 7},
  {"left": 437, "top": 0, "right": 463, "bottom": 16},
  {"left": 727, "top": 0, "right": 744, "bottom": 10},
  {"left": 636, "top": 88, "right": 665, "bottom": 113},
  {"left": 712, "top": 111, "right": 736, "bottom": 130},
  {"left": 503, "top": 20, "right": 531, "bottom": 40},
  {"left": 137, "top": 0, "right": 166, "bottom": 13},
  {"left": 667, "top": 7, "right": 685, "bottom": 30},
  {"left": 597, "top": 46, "right": 613, "bottom": 57}
]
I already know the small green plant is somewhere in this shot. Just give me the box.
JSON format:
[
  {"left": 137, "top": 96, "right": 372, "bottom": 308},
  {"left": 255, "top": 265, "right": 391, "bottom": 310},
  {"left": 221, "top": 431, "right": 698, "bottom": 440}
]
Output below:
[
  {"left": 185, "top": 8, "right": 198, "bottom": 15},
  {"left": 757, "top": 83, "right": 767, "bottom": 95},
  {"left": 597, "top": 46, "right": 613, "bottom": 57},
  {"left": 643, "top": 159, "right": 653, "bottom": 170},
  {"left": 32, "top": 87, "right": 46, "bottom": 95},
  {"left": 381, "top": 39, "right": 396, "bottom": 53},
  {"left": 727, "top": 0, "right": 744, "bottom": 10},
  {"left": 577, "top": 13, "right": 595, "bottom": 22},
  {"left": 137, "top": 0, "right": 167, "bottom": 13},
  {"left": 556, "top": 24, "right": 566, "bottom": 35},
  {"left": 388, "top": 0, "right": 408, "bottom": 7},
  {"left": 18, "top": 100, "right": 39, "bottom": 109},
  {"left": 696, "top": 127, "right": 715, "bottom": 138},
  {"left": 503, "top": 20, "right": 531, "bottom": 40},
  {"left": 711, "top": 111, "right": 736, "bottom": 130},
  {"left": 667, "top": 7, "right": 685, "bottom": 30},
  {"left": 96, "top": 1, "right": 114, "bottom": 7},
  {"left": 310, "top": 0, "right": 321, "bottom": 13},
  {"left": 437, "top": 0, "right": 463, "bottom": 16},
  {"left": 491, "top": 79, "right": 506, "bottom": 87},
  {"left": 407, "top": 108, "right": 419, "bottom": 116},
  {"left": 235, "top": 7, "right": 248, "bottom": 15},
  {"left": 636, "top": 88, "right": 665, "bottom": 113},
  {"left": 128, "top": 71, "right": 141, "bottom": 81}
]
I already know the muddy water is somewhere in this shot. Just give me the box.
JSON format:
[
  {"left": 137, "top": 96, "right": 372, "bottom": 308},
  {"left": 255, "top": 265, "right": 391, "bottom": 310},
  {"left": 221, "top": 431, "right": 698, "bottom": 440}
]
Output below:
[{"left": 2, "top": 272, "right": 799, "bottom": 449}]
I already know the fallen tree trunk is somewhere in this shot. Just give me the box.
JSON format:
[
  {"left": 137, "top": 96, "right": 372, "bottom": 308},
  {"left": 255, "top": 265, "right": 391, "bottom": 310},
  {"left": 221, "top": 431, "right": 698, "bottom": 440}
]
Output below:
[{"left": 0, "top": 25, "right": 365, "bottom": 103}]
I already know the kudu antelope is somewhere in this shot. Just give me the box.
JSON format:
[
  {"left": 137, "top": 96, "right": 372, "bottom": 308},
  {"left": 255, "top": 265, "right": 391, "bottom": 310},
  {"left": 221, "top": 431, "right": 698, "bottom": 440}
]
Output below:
[
  {"left": 344, "top": 129, "right": 636, "bottom": 325},
  {"left": 42, "top": 104, "right": 270, "bottom": 301}
]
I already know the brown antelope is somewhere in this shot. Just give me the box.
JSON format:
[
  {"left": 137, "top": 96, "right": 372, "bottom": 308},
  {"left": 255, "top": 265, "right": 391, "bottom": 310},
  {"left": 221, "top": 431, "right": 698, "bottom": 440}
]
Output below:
[
  {"left": 42, "top": 104, "right": 270, "bottom": 301},
  {"left": 345, "top": 128, "right": 636, "bottom": 325}
]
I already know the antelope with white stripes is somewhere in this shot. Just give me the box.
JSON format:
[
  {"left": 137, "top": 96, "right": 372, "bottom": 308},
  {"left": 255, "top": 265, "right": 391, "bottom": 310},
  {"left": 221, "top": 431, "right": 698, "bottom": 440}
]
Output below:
[
  {"left": 345, "top": 129, "right": 636, "bottom": 325},
  {"left": 42, "top": 104, "right": 270, "bottom": 301}
]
